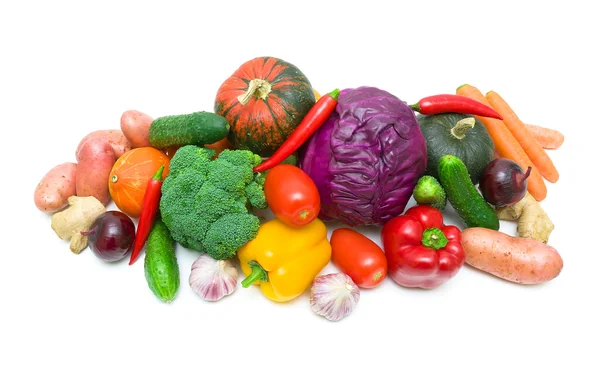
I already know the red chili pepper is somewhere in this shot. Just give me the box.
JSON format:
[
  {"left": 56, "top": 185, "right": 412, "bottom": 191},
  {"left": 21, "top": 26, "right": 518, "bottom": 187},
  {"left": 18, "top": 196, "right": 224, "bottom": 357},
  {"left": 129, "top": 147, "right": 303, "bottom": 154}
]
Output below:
[
  {"left": 129, "top": 165, "right": 165, "bottom": 265},
  {"left": 410, "top": 94, "right": 503, "bottom": 120},
  {"left": 253, "top": 88, "right": 340, "bottom": 173},
  {"left": 381, "top": 205, "right": 465, "bottom": 289}
]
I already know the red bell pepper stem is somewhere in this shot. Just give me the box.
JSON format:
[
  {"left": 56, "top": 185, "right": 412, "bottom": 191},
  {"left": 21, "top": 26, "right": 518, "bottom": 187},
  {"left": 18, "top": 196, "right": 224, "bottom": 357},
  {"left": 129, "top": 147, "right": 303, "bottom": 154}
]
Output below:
[
  {"left": 421, "top": 228, "right": 448, "bottom": 250},
  {"left": 410, "top": 94, "right": 504, "bottom": 120},
  {"left": 129, "top": 165, "right": 165, "bottom": 265},
  {"left": 253, "top": 88, "right": 340, "bottom": 173}
]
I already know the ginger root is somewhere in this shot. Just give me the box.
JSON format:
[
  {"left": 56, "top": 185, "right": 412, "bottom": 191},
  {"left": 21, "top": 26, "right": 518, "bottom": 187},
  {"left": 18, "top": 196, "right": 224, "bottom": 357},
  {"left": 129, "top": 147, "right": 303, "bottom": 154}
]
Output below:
[
  {"left": 51, "top": 196, "right": 106, "bottom": 254},
  {"left": 495, "top": 192, "right": 554, "bottom": 243}
]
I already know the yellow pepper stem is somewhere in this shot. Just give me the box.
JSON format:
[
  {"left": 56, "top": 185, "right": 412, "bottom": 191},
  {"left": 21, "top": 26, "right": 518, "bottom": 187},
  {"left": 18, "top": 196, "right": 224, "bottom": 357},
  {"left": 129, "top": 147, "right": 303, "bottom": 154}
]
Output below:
[{"left": 241, "top": 260, "right": 269, "bottom": 288}]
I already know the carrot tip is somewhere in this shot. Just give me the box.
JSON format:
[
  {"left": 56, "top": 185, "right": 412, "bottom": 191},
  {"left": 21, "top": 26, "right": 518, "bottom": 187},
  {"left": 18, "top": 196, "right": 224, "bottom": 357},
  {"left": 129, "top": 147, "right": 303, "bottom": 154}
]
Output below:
[{"left": 456, "top": 84, "right": 470, "bottom": 92}]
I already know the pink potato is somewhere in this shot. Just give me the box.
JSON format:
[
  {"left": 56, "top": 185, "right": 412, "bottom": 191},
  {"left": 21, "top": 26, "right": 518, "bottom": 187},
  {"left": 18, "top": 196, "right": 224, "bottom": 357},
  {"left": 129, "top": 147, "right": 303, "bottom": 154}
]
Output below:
[
  {"left": 76, "top": 130, "right": 131, "bottom": 159},
  {"left": 34, "top": 162, "right": 77, "bottom": 213},
  {"left": 75, "top": 138, "right": 117, "bottom": 205},
  {"left": 120, "top": 110, "right": 153, "bottom": 148},
  {"left": 462, "top": 228, "right": 563, "bottom": 285}
]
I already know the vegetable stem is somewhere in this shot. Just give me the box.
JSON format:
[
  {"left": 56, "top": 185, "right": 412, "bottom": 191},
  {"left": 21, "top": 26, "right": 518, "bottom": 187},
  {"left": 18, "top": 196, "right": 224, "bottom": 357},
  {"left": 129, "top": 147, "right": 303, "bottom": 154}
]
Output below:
[
  {"left": 238, "top": 79, "right": 272, "bottom": 105},
  {"left": 79, "top": 228, "right": 96, "bottom": 236},
  {"left": 421, "top": 228, "right": 448, "bottom": 250},
  {"left": 152, "top": 165, "right": 165, "bottom": 181},
  {"left": 327, "top": 88, "right": 341, "bottom": 100},
  {"left": 522, "top": 166, "right": 532, "bottom": 180},
  {"left": 409, "top": 103, "right": 421, "bottom": 112},
  {"left": 241, "top": 260, "right": 269, "bottom": 288},
  {"left": 450, "top": 117, "right": 476, "bottom": 139}
]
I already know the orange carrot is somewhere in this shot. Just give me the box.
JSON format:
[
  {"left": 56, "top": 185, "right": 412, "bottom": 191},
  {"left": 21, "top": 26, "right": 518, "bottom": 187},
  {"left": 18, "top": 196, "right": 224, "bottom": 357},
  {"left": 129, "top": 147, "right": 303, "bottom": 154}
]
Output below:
[
  {"left": 456, "top": 84, "right": 547, "bottom": 201},
  {"left": 525, "top": 124, "right": 564, "bottom": 149},
  {"left": 485, "top": 91, "right": 559, "bottom": 183}
]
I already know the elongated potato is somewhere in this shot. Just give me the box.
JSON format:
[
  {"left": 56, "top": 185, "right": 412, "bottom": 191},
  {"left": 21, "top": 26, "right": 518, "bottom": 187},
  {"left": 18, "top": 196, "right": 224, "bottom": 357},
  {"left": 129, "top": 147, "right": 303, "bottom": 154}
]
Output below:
[
  {"left": 462, "top": 228, "right": 563, "bottom": 284},
  {"left": 76, "top": 138, "right": 116, "bottom": 205},
  {"left": 120, "top": 110, "right": 153, "bottom": 148},
  {"left": 76, "top": 129, "right": 131, "bottom": 159},
  {"left": 34, "top": 162, "right": 77, "bottom": 213}
]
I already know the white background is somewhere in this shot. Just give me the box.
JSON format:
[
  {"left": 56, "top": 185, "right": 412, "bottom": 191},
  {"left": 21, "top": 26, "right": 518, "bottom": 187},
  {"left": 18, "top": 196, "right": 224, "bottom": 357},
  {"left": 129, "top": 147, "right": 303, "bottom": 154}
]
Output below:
[{"left": 1, "top": 1, "right": 598, "bottom": 368}]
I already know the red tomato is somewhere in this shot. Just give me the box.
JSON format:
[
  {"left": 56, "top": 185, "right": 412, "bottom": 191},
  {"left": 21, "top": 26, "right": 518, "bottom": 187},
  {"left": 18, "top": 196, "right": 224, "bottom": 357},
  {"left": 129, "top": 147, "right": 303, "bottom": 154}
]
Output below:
[
  {"left": 264, "top": 164, "right": 320, "bottom": 227},
  {"left": 330, "top": 228, "right": 388, "bottom": 288}
]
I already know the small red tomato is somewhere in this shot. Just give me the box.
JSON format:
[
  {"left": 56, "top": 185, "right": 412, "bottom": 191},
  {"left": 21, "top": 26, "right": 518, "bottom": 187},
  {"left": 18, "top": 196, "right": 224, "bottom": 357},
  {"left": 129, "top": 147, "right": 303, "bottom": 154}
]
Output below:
[
  {"left": 264, "top": 164, "right": 320, "bottom": 227},
  {"left": 330, "top": 228, "right": 388, "bottom": 288}
]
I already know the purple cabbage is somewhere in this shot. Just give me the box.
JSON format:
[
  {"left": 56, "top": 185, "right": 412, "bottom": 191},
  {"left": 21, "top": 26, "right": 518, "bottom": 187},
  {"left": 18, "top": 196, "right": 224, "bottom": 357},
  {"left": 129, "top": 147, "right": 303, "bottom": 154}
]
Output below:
[{"left": 298, "top": 86, "right": 427, "bottom": 226}]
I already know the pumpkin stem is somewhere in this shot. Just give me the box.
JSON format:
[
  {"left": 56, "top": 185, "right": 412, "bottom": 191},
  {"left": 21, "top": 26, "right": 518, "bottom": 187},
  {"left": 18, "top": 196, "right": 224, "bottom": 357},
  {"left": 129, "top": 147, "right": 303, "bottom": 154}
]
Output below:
[
  {"left": 237, "top": 78, "right": 272, "bottom": 105},
  {"left": 450, "top": 117, "right": 476, "bottom": 139}
]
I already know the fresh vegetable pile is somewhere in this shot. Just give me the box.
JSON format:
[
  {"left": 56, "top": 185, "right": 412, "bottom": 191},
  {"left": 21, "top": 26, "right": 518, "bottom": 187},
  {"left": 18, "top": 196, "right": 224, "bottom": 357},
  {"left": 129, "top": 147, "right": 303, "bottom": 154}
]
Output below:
[{"left": 34, "top": 56, "right": 565, "bottom": 320}]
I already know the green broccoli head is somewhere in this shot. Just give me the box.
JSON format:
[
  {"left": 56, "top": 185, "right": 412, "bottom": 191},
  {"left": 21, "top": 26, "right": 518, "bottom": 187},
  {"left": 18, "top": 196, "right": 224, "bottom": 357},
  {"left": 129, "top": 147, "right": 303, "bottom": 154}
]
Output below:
[
  {"left": 203, "top": 213, "right": 260, "bottom": 260},
  {"left": 245, "top": 181, "right": 267, "bottom": 209},
  {"left": 195, "top": 183, "right": 247, "bottom": 223},
  {"left": 159, "top": 145, "right": 266, "bottom": 259},
  {"left": 167, "top": 145, "right": 215, "bottom": 177},
  {"left": 160, "top": 171, "right": 209, "bottom": 252}
]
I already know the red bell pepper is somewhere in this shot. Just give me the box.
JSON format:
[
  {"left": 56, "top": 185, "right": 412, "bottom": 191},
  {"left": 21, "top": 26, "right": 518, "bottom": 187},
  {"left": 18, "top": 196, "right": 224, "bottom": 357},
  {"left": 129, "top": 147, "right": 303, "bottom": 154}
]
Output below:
[{"left": 381, "top": 205, "right": 465, "bottom": 289}]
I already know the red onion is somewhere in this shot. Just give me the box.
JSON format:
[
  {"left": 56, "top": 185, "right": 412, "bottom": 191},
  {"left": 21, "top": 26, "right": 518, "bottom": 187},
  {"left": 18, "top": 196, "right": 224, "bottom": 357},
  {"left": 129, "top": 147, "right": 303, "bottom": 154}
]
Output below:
[
  {"left": 83, "top": 211, "right": 135, "bottom": 262},
  {"left": 479, "top": 159, "right": 531, "bottom": 206}
]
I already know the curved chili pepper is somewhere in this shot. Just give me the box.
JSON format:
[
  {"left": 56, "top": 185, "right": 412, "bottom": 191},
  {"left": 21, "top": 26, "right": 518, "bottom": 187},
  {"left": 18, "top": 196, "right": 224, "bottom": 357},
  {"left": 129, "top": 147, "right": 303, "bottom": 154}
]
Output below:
[
  {"left": 129, "top": 165, "right": 165, "bottom": 265},
  {"left": 410, "top": 94, "right": 503, "bottom": 120},
  {"left": 253, "top": 88, "right": 340, "bottom": 173}
]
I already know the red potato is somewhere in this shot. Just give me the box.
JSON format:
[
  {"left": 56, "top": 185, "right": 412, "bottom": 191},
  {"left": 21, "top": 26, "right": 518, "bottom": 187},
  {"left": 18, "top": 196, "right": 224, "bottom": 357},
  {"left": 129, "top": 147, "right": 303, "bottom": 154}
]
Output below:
[
  {"left": 33, "top": 162, "right": 77, "bottom": 213},
  {"left": 76, "top": 130, "right": 131, "bottom": 159},
  {"left": 462, "top": 228, "right": 563, "bottom": 285},
  {"left": 120, "top": 110, "right": 153, "bottom": 148},
  {"left": 76, "top": 138, "right": 117, "bottom": 205}
]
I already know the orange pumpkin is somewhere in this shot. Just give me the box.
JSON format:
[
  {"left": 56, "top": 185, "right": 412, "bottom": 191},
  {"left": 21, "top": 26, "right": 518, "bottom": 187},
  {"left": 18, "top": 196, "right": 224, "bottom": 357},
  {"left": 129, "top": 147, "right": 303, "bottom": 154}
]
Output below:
[{"left": 108, "top": 147, "right": 170, "bottom": 217}]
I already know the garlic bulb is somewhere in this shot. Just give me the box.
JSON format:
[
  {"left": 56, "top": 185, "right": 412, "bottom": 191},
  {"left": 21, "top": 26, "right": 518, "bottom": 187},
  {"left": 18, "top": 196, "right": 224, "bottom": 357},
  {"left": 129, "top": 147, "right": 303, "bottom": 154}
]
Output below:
[
  {"left": 189, "top": 254, "right": 238, "bottom": 301},
  {"left": 310, "top": 273, "right": 360, "bottom": 322}
]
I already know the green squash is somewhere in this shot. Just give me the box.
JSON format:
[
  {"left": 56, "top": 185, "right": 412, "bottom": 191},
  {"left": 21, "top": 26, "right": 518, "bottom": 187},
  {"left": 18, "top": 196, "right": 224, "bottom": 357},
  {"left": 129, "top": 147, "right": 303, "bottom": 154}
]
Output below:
[{"left": 417, "top": 113, "right": 494, "bottom": 184}]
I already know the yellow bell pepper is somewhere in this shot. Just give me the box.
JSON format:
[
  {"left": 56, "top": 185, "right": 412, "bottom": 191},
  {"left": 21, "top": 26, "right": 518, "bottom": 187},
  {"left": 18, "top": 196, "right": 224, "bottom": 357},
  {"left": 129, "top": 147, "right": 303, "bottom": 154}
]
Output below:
[{"left": 238, "top": 217, "right": 332, "bottom": 303}]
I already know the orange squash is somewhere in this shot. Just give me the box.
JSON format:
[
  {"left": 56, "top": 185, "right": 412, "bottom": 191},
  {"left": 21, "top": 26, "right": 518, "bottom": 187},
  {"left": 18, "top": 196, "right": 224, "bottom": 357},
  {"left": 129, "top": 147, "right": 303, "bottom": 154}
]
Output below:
[
  {"left": 108, "top": 147, "right": 170, "bottom": 217},
  {"left": 214, "top": 56, "right": 316, "bottom": 157}
]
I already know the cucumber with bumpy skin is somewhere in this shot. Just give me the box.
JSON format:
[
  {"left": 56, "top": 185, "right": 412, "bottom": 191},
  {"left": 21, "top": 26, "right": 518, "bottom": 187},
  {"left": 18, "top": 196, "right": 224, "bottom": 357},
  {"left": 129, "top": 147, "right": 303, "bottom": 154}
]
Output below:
[
  {"left": 149, "top": 111, "right": 230, "bottom": 149},
  {"left": 144, "top": 219, "right": 180, "bottom": 303},
  {"left": 439, "top": 155, "right": 499, "bottom": 230}
]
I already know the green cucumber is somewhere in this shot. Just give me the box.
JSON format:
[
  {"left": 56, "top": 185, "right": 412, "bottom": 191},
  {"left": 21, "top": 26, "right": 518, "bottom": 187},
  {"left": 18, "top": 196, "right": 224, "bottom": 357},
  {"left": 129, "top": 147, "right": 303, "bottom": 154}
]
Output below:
[
  {"left": 144, "top": 219, "right": 180, "bottom": 303},
  {"left": 149, "top": 111, "right": 230, "bottom": 149},
  {"left": 438, "top": 155, "right": 499, "bottom": 230}
]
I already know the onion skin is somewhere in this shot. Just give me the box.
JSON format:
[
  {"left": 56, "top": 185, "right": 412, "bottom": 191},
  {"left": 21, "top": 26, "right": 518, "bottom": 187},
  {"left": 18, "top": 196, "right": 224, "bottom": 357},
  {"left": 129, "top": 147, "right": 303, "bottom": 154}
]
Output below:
[
  {"left": 84, "top": 211, "right": 135, "bottom": 262},
  {"left": 479, "top": 159, "right": 531, "bottom": 207}
]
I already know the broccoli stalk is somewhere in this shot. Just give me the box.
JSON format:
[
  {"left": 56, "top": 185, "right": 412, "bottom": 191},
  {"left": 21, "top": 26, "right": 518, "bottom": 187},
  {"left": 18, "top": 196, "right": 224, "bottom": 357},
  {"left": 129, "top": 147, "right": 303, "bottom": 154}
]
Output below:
[{"left": 159, "top": 145, "right": 267, "bottom": 260}]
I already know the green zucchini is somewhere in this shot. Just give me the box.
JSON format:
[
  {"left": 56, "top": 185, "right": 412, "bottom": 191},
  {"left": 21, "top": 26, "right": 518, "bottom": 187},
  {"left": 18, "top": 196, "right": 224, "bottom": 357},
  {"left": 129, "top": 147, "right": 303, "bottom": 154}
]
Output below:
[
  {"left": 149, "top": 111, "right": 230, "bottom": 149},
  {"left": 438, "top": 155, "right": 499, "bottom": 230},
  {"left": 144, "top": 219, "right": 180, "bottom": 303}
]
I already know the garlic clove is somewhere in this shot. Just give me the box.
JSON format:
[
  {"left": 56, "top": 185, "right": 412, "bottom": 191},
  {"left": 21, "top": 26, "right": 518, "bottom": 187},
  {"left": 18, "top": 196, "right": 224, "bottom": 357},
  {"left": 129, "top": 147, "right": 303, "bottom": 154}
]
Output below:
[
  {"left": 310, "top": 273, "right": 360, "bottom": 322},
  {"left": 189, "top": 254, "right": 238, "bottom": 302}
]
